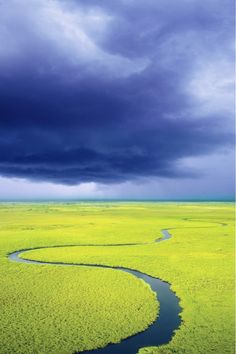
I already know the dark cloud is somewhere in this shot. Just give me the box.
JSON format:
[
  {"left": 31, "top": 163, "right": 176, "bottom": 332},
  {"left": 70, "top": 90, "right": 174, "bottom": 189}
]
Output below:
[{"left": 0, "top": 0, "right": 234, "bottom": 185}]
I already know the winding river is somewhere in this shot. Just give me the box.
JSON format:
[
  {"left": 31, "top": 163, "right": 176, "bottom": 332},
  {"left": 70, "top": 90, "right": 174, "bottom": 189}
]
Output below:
[{"left": 8, "top": 228, "right": 182, "bottom": 354}]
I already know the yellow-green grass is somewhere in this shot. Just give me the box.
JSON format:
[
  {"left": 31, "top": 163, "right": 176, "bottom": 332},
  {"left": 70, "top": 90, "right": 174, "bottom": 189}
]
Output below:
[{"left": 0, "top": 202, "right": 234, "bottom": 354}]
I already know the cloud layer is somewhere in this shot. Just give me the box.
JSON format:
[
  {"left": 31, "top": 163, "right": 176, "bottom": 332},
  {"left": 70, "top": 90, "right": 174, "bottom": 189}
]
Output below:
[{"left": 0, "top": 0, "right": 234, "bottom": 185}]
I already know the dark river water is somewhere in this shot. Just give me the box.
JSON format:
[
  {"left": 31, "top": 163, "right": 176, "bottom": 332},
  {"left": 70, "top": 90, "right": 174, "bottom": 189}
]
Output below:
[{"left": 8, "top": 229, "right": 182, "bottom": 354}]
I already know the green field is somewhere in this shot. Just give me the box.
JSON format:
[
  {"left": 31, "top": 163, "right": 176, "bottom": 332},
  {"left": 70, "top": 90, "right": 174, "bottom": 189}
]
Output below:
[{"left": 0, "top": 202, "right": 234, "bottom": 354}]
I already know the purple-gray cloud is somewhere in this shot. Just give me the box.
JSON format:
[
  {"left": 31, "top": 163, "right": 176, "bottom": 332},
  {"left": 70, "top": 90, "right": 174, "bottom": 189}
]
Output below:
[{"left": 0, "top": 0, "right": 234, "bottom": 187}]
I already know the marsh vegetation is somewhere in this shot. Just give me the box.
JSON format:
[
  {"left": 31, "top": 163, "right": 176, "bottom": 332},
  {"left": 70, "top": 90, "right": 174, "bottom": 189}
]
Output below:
[{"left": 0, "top": 202, "right": 234, "bottom": 354}]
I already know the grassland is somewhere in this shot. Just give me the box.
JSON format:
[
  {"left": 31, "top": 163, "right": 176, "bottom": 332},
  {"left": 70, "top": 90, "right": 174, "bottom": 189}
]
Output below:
[{"left": 0, "top": 202, "right": 234, "bottom": 354}]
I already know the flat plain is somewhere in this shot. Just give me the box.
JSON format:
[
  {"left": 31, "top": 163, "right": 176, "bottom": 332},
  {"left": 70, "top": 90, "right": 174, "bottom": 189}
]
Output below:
[{"left": 0, "top": 202, "right": 234, "bottom": 354}]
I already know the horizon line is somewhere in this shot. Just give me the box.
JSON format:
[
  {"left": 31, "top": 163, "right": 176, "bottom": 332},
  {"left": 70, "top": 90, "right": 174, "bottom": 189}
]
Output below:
[{"left": 0, "top": 198, "right": 234, "bottom": 203}]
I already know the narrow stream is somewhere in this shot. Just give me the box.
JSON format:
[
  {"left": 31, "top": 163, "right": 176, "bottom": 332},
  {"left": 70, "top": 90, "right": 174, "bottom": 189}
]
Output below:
[{"left": 8, "top": 229, "right": 182, "bottom": 354}]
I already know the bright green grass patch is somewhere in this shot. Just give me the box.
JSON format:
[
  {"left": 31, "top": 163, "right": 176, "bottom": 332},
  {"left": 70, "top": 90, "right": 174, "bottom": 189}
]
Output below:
[
  {"left": 0, "top": 202, "right": 235, "bottom": 354},
  {"left": 1, "top": 264, "right": 157, "bottom": 354}
]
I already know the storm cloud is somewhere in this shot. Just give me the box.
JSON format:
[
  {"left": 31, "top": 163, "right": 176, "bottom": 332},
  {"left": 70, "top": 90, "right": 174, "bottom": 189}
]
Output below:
[{"left": 0, "top": 0, "right": 234, "bottom": 185}]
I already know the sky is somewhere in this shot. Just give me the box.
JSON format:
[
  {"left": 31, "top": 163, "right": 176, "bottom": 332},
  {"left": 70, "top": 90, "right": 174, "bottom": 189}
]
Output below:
[{"left": 0, "top": 0, "right": 234, "bottom": 200}]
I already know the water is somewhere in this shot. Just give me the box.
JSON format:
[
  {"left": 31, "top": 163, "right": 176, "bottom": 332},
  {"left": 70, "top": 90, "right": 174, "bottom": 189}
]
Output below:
[{"left": 8, "top": 229, "right": 182, "bottom": 354}]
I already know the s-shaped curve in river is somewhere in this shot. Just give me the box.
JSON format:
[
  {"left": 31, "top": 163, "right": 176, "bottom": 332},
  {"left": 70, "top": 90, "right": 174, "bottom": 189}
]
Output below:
[
  {"left": 8, "top": 229, "right": 181, "bottom": 354},
  {"left": 9, "top": 219, "right": 226, "bottom": 354}
]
